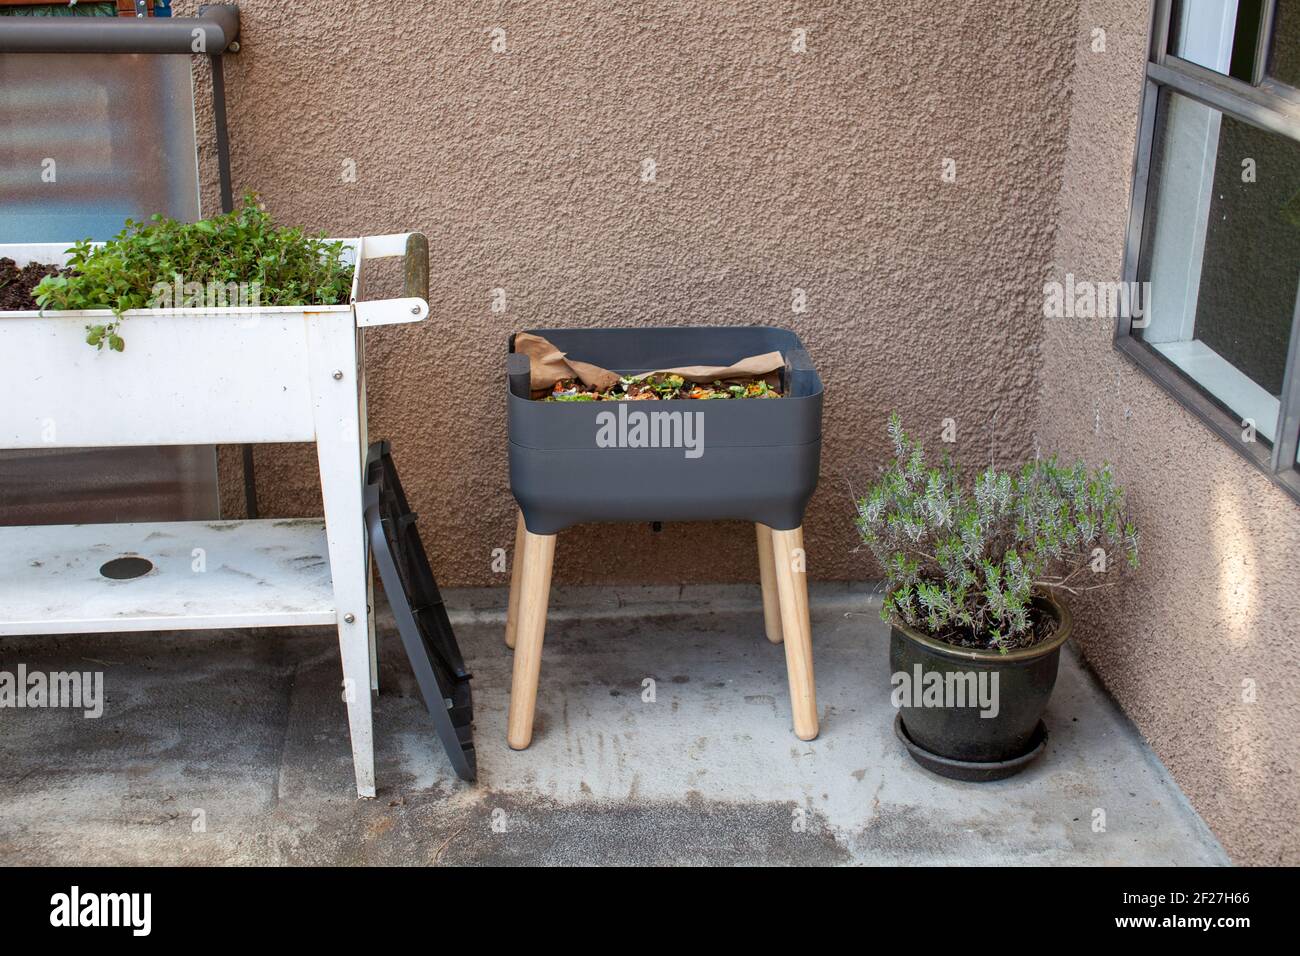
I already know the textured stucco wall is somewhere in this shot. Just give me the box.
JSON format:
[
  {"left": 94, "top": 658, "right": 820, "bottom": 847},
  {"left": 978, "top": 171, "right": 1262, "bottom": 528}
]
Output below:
[
  {"left": 181, "top": 0, "right": 1076, "bottom": 586},
  {"left": 174, "top": 0, "right": 1299, "bottom": 864},
  {"left": 1038, "top": 0, "right": 1300, "bottom": 864}
]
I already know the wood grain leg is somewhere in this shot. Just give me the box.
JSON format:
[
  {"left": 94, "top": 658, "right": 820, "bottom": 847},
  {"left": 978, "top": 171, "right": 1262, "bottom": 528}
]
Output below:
[
  {"left": 504, "top": 510, "right": 527, "bottom": 649},
  {"left": 756, "top": 523, "right": 784, "bottom": 644},
  {"left": 771, "top": 526, "right": 817, "bottom": 741},
  {"left": 507, "top": 529, "right": 557, "bottom": 750}
]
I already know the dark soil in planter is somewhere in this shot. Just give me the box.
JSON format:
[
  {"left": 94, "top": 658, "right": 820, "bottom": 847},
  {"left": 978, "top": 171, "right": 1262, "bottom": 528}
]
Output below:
[
  {"left": 0, "top": 258, "right": 63, "bottom": 311},
  {"left": 923, "top": 602, "right": 1060, "bottom": 653}
]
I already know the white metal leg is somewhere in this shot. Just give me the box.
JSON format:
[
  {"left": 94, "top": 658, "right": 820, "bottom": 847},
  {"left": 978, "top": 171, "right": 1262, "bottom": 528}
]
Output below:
[{"left": 308, "top": 317, "right": 376, "bottom": 798}]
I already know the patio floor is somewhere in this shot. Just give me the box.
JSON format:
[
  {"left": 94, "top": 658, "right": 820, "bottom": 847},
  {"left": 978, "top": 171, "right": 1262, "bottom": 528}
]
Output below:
[{"left": 0, "top": 582, "right": 1228, "bottom": 866}]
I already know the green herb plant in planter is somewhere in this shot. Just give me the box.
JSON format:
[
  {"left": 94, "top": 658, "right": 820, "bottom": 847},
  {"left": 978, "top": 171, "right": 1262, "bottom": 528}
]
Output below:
[
  {"left": 33, "top": 194, "right": 353, "bottom": 352},
  {"left": 856, "top": 415, "right": 1139, "bottom": 780}
]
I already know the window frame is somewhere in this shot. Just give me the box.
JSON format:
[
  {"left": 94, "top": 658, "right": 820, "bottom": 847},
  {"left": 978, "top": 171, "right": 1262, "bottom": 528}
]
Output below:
[{"left": 1117, "top": 0, "right": 1300, "bottom": 501}]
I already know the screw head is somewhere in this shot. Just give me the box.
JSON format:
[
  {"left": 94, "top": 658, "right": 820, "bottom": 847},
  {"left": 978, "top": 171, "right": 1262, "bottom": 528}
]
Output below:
[
  {"left": 343, "top": 613, "right": 356, "bottom": 624},
  {"left": 410, "top": 305, "right": 421, "bottom": 315},
  {"left": 332, "top": 369, "right": 344, "bottom": 380}
]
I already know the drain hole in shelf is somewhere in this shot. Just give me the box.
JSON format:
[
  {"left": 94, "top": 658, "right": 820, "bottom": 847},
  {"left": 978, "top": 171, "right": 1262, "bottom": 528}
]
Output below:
[{"left": 100, "top": 556, "right": 154, "bottom": 580}]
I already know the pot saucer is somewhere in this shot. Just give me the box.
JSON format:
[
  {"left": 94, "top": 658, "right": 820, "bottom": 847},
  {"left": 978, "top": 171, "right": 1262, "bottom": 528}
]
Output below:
[{"left": 893, "top": 713, "right": 1048, "bottom": 782}]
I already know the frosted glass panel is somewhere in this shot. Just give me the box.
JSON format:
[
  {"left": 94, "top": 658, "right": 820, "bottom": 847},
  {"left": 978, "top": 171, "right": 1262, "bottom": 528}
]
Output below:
[
  {"left": 0, "top": 50, "right": 215, "bottom": 525},
  {"left": 0, "top": 53, "right": 199, "bottom": 243}
]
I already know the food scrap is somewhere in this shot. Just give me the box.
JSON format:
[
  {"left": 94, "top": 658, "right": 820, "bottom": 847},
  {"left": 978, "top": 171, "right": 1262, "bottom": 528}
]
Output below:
[{"left": 544, "top": 373, "right": 781, "bottom": 402}]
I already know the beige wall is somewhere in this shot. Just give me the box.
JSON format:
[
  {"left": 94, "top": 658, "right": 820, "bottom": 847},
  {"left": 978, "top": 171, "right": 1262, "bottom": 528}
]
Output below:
[
  {"left": 185, "top": 0, "right": 1076, "bottom": 584},
  {"left": 1039, "top": 0, "right": 1300, "bottom": 864},
  {"left": 182, "top": 1, "right": 1298, "bottom": 862}
]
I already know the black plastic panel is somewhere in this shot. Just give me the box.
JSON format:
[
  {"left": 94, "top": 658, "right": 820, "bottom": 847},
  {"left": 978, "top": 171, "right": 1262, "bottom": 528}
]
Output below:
[{"left": 364, "top": 441, "right": 475, "bottom": 782}]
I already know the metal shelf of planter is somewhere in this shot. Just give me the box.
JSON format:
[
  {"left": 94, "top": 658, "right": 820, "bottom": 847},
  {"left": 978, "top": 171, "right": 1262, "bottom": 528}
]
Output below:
[
  {"left": 0, "top": 233, "right": 477, "bottom": 795},
  {"left": 503, "top": 326, "right": 823, "bottom": 750}
]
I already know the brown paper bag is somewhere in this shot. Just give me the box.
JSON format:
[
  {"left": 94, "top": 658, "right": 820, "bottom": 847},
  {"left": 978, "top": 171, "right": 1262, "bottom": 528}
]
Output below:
[
  {"left": 513, "top": 332, "right": 623, "bottom": 393},
  {"left": 630, "top": 354, "right": 785, "bottom": 385}
]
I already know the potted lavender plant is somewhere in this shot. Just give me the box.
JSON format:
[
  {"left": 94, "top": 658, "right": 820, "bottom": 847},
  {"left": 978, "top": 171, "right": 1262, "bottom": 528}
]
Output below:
[{"left": 856, "top": 415, "right": 1139, "bottom": 780}]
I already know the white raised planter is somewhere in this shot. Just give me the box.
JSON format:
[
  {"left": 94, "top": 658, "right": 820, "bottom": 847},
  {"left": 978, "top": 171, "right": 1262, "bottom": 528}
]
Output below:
[{"left": 0, "top": 232, "right": 430, "bottom": 798}]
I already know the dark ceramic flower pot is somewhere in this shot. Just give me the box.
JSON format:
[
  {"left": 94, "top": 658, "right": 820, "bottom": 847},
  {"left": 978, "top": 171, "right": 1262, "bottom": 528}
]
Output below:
[{"left": 889, "top": 594, "right": 1071, "bottom": 779}]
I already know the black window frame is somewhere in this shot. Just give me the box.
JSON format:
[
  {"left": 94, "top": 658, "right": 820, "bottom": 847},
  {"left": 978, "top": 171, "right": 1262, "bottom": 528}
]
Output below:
[{"left": 1117, "top": 0, "right": 1300, "bottom": 502}]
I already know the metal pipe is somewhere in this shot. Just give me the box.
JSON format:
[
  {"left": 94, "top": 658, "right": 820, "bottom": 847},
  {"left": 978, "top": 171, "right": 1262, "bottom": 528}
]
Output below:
[
  {"left": 203, "top": 49, "right": 253, "bottom": 515},
  {"left": 211, "top": 54, "right": 235, "bottom": 213},
  {"left": 0, "top": 4, "right": 239, "bottom": 55}
]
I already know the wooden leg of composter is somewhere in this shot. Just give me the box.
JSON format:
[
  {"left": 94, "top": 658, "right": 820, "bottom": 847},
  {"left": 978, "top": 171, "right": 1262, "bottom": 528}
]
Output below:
[
  {"left": 771, "top": 526, "right": 818, "bottom": 741},
  {"left": 505, "top": 510, "right": 527, "bottom": 649},
  {"left": 507, "top": 529, "right": 557, "bottom": 750},
  {"left": 756, "top": 523, "right": 784, "bottom": 645}
]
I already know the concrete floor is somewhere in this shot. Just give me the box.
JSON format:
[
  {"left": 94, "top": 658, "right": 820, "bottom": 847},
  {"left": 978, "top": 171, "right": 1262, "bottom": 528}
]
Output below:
[{"left": 0, "top": 583, "right": 1228, "bottom": 866}]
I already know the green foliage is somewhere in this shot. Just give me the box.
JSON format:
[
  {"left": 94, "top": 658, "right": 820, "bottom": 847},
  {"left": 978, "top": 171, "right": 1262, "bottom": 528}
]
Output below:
[
  {"left": 648, "top": 374, "right": 686, "bottom": 398},
  {"left": 33, "top": 194, "right": 353, "bottom": 351},
  {"left": 857, "top": 414, "right": 1139, "bottom": 652}
]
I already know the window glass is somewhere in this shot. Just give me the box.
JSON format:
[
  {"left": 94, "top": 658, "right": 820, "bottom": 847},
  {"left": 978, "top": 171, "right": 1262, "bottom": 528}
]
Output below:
[
  {"left": 1137, "top": 88, "right": 1300, "bottom": 441},
  {"left": 1269, "top": 0, "right": 1300, "bottom": 86},
  {"left": 1168, "top": 0, "right": 1265, "bottom": 82}
]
